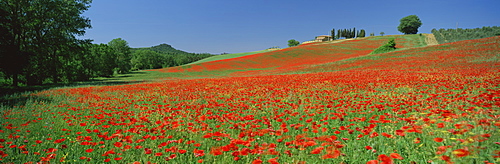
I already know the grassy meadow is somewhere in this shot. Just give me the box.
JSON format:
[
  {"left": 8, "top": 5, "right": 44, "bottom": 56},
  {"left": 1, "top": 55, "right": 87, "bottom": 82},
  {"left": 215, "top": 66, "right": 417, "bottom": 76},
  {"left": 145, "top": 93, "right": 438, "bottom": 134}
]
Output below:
[{"left": 0, "top": 35, "right": 499, "bottom": 164}]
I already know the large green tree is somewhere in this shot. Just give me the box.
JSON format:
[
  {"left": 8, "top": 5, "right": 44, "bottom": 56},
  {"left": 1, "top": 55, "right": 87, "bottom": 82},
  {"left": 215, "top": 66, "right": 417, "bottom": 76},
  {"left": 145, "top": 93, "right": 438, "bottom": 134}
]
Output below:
[
  {"left": 108, "top": 38, "right": 132, "bottom": 74},
  {"left": 89, "top": 44, "right": 117, "bottom": 77},
  {"left": 0, "top": 0, "right": 92, "bottom": 86},
  {"left": 398, "top": 15, "right": 422, "bottom": 34}
]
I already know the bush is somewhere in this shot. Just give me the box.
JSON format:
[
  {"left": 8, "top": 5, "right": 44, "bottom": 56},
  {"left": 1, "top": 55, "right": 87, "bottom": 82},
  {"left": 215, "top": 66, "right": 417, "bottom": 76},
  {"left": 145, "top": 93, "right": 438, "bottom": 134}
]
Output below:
[
  {"left": 288, "top": 39, "right": 300, "bottom": 47},
  {"left": 370, "top": 39, "right": 396, "bottom": 55}
]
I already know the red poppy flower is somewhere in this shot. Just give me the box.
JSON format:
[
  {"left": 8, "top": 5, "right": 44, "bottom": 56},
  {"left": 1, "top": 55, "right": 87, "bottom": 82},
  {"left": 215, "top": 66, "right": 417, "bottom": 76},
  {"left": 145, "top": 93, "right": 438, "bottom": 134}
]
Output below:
[
  {"left": 452, "top": 149, "right": 470, "bottom": 157},
  {"left": 440, "top": 155, "right": 451, "bottom": 162},
  {"left": 114, "top": 142, "right": 122, "bottom": 148},
  {"left": 252, "top": 158, "right": 263, "bottom": 164},
  {"left": 268, "top": 157, "right": 279, "bottom": 164},
  {"left": 310, "top": 146, "right": 324, "bottom": 154},
  {"left": 390, "top": 153, "right": 403, "bottom": 160},
  {"left": 378, "top": 154, "right": 393, "bottom": 164}
]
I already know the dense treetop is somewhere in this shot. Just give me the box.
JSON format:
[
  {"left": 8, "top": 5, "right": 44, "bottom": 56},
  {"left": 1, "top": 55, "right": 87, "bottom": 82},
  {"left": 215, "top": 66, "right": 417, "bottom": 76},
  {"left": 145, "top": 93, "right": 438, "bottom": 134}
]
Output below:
[{"left": 398, "top": 15, "right": 422, "bottom": 34}]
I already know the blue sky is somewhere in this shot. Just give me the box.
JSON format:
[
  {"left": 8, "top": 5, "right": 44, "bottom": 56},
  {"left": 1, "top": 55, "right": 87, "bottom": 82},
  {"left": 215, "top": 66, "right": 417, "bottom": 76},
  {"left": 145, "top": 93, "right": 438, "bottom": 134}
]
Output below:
[{"left": 81, "top": 0, "right": 500, "bottom": 54}]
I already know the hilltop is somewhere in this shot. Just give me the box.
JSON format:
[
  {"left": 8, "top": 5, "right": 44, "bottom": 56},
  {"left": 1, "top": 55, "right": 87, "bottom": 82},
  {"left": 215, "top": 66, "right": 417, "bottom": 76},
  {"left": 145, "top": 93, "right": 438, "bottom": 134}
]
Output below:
[{"left": 133, "top": 44, "right": 192, "bottom": 55}]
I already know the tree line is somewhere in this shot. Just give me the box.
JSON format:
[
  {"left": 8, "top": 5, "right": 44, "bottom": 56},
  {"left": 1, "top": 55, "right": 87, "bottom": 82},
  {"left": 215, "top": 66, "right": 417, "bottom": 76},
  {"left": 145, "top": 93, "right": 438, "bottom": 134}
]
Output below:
[
  {"left": 331, "top": 28, "right": 366, "bottom": 40},
  {"left": 131, "top": 44, "right": 213, "bottom": 71},
  {"left": 431, "top": 26, "right": 500, "bottom": 44},
  {"left": 0, "top": 0, "right": 213, "bottom": 86}
]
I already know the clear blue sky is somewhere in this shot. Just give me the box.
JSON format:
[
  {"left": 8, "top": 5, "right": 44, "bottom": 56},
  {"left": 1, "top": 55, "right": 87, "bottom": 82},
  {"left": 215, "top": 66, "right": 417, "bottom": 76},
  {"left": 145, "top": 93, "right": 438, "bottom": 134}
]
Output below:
[{"left": 81, "top": 0, "right": 500, "bottom": 54}]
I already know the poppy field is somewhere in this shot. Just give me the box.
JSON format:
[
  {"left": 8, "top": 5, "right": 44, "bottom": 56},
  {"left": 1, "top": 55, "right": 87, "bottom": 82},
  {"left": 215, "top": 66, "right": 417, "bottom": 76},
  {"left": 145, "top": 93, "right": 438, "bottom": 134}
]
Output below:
[{"left": 0, "top": 35, "right": 499, "bottom": 163}]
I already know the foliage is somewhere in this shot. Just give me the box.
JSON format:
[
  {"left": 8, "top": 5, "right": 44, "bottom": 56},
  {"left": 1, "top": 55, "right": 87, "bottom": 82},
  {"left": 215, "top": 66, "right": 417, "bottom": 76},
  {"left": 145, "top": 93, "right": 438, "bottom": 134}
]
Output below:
[
  {"left": 131, "top": 50, "right": 166, "bottom": 70},
  {"left": 398, "top": 15, "right": 422, "bottom": 34},
  {"left": 380, "top": 32, "right": 385, "bottom": 36},
  {"left": 88, "top": 44, "right": 117, "bottom": 77},
  {"left": 330, "top": 28, "right": 335, "bottom": 40},
  {"left": 336, "top": 28, "right": 365, "bottom": 39},
  {"left": 0, "top": 0, "right": 92, "bottom": 86},
  {"left": 288, "top": 39, "right": 300, "bottom": 47},
  {"left": 133, "top": 44, "right": 214, "bottom": 68},
  {"left": 358, "top": 29, "right": 366, "bottom": 38},
  {"left": 370, "top": 39, "right": 396, "bottom": 55},
  {"left": 431, "top": 26, "right": 500, "bottom": 44},
  {"left": 108, "top": 38, "right": 132, "bottom": 74}
]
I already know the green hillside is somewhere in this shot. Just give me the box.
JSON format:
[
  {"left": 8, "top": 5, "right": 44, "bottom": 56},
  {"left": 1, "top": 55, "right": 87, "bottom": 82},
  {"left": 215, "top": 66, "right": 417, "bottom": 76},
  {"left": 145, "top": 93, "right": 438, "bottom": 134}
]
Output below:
[{"left": 190, "top": 50, "right": 273, "bottom": 65}]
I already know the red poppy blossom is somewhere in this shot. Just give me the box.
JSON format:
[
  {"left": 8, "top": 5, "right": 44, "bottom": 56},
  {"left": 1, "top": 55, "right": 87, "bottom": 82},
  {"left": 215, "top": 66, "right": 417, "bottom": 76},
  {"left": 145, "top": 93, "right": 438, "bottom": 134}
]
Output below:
[
  {"left": 434, "top": 137, "right": 444, "bottom": 142},
  {"left": 252, "top": 158, "right": 263, "bottom": 164},
  {"left": 390, "top": 153, "right": 403, "bottom": 160},
  {"left": 452, "top": 149, "right": 470, "bottom": 157},
  {"left": 114, "top": 142, "right": 123, "bottom": 148},
  {"left": 378, "top": 154, "right": 393, "bottom": 163},
  {"left": 268, "top": 157, "right": 279, "bottom": 164},
  {"left": 310, "top": 146, "right": 324, "bottom": 154}
]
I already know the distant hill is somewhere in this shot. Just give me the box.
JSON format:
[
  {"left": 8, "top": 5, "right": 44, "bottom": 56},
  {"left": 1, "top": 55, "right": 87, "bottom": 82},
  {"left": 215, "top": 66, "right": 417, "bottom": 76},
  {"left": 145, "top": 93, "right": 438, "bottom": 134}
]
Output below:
[
  {"left": 131, "top": 43, "right": 214, "bottom": 68},
  {"left": 133, "top": 44, "right": 191, "bottom": 55}
]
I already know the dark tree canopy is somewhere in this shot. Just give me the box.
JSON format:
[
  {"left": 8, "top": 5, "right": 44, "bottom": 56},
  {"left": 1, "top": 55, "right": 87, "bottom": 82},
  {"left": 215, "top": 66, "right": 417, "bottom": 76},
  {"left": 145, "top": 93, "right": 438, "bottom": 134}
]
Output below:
[
  {"left": 398, "top": 15, "right": 422, "bottom": 34},
  {"left": 0, "top": 0, "right": 92, "bottom": 86},
  {"left": 108, "top": 38, "right": 132, "bottom": 74}
]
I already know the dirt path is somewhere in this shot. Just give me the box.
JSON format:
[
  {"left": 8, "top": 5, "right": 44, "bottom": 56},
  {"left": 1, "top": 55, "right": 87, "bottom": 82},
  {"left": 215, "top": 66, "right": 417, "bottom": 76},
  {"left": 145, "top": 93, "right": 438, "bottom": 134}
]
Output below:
[{"left": 423, "top": 34, "right": 438, "bottom": 46}]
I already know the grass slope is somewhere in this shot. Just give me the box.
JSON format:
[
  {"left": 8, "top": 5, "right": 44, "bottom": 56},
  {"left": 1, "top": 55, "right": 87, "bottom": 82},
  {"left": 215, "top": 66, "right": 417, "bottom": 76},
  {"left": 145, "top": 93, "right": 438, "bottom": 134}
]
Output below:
[
  {"left": 0, "top": 36, "right": 498, "bottom": 163},
  {"left": 190, "top": 50, "right": 272, "bottom": 65}
]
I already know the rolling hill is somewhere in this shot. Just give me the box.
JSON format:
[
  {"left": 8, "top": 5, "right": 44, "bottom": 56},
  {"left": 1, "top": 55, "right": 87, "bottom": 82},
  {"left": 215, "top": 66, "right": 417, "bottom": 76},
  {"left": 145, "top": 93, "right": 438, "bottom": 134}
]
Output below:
[
  {"left": 1, "top": 34, "right": 498, "bottom": 164},
  {"left": 154, "top": 34, "right": 428, "bottom": 77}
]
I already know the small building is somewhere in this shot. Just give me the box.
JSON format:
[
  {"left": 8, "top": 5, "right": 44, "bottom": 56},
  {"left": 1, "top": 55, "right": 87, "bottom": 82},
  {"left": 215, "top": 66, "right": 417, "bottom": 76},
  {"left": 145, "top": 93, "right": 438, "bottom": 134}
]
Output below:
[{"left": 315, "top": 35, "right": 333, "bottom": 42}]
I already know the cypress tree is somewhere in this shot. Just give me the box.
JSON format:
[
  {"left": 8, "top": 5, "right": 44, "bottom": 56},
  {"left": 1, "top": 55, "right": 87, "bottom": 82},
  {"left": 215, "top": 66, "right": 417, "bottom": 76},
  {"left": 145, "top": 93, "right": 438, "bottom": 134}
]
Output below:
[
  {"left": 331, "top": 28, "right": 335, "bottom": 40},
  {"left": 353, "top": 27, "right": 356, "bottom": 38},
  {"left": 359, "top": 29, "right": 366, "bottom": 37}
]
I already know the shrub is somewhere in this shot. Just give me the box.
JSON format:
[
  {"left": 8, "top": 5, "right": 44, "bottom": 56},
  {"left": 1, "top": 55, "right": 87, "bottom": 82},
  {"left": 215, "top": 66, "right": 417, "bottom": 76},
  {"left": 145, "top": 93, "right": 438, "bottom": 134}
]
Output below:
[
  {"left": 288, "top": 39, "right": 300, "bottom": 47},
  {"left": 370, "top": 39, "right": 396, "bottom": 55}
]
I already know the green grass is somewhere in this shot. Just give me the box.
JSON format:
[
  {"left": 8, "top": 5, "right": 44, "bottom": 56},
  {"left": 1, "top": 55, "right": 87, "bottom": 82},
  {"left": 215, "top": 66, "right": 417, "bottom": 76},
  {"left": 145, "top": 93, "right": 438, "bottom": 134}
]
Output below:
[{"left": 190, "top": 50, "right": 272, "bottom": 64}]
